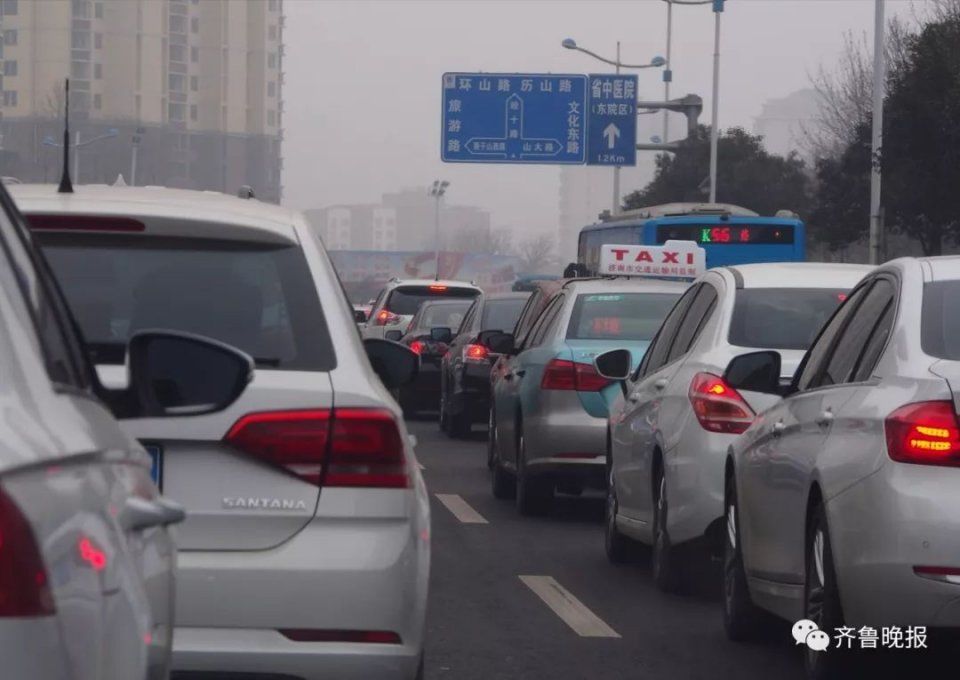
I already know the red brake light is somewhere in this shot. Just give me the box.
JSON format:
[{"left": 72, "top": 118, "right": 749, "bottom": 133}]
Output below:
[
  {"left": 375, "top": 310, "right": 401, "bottom": 327},
  {"left": 541, "top": 358, "right": 611, "bottom": 392},
  {"left": 225, "top": 408, "right": 407, "bottom": 488},
  {"left": 464, "top": 343, "right": 489, "bottom": 362},
  {"left": 429, "top": 284, "right": 448, "bottom": 292},
  {"left": 0, "top": 487, "right": 55, "bottom": 617},
  {"left": 26, "top": 215, "right": 145, "bottom": 232},
  {"left": 689, "top": 372, "right": 754, "bottom": 434},
  {"left": 885, "top": 401, "right": 960, "bottom": 467},
  {"left": 410, "top": 340, "right": 426, "bottom": 355}
]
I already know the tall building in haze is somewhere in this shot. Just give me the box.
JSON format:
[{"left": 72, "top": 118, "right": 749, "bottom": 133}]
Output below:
[{"left": 0, "top": 0, "right": 283, "bottom": 201}]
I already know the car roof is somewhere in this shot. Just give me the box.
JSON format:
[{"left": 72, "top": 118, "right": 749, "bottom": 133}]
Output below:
[
  {"left": 561, "top": 277, "right": 690, "bottom": 295},
  {"left": 388, "top": 278, "right": 481, "bottom": 290},
  {"left": 418, "top": 298, "right": 474, "bottom": 308},
  {"left": 8, "top": 183, "right": 302, "bottom": 244},
  {"left": 915, "top": 255, "right": 960, "bottom": 282},
  {"left": 485, "top": 292, "right": 532, "bottom": 301},
  {"left": 722, "top": 262, "right": 873, "bottom": 289}
]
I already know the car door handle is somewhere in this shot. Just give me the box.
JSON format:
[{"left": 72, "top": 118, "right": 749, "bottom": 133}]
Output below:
[
  {"left": 653, "top": 378, "right": 668, "bottom": 390},
  {"left": 628, "top": 393, "right": 641, "bottom": 403},
  {"left": 513, "top": 369, "right": 526, "bottom": 379},
  {"left": 772, "top": 420, "right": 785, "bottom": 437},
  {"left": 816, "top": 410, "right": 834, "bottom": 427}
]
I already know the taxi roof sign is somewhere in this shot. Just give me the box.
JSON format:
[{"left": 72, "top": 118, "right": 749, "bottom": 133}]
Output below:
[{"left": 599, "top": 240, "right": 706, "bottom": 280}]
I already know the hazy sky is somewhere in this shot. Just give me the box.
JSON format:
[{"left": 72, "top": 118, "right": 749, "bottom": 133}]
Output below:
[{"left": 282, "top": 0, "right": 916, "bottom": 237}]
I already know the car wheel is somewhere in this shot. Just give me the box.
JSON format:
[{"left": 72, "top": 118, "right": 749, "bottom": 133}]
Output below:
[
  {"left": 605, "top": 469, "right": 633, "bottom": 563},
  {"left": 486, "top": 407, "right": 497, "bottom": 470},
  {"left": 722, "top": 474, "right": 763, "bottom": 641},
  {"left": 652, "top": 467, "right": 683, "bottom": 593},
  {"left": 449, "top": 407, "right": 472, "bottom": 438},
  {"left": 516, "top": 428, "right": 552, "bottom": 516},
  {"left": 490, "top": 418, "right": 515, "bottom": 499},
  {"left": 804, "top": 502, "right": 848, "bottom": 680}
]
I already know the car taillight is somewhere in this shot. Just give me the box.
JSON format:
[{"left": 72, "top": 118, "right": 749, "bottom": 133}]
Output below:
[
  {"left": 410, "top": 340, "right": 425, "bottom": 355},
  {"left": 374, "top": 310, "right": 401, "bottom": 326},
  {"left": 885, "top": 401, "right": 960, "bottom": 467},
  {"left": 464, "top": 343, "right": 489, "bottom": 362},
  {"left": 541, "top": 358, "right": 611, "bottom": 392},
  {"left": 225, "top": 408, "right": 408, "bottom": 488},
  {"left": 689, "top": 372, "right": 754, "bottom": 434},
  {"left": 0, "top": 486, "right": 55, "bottom": 617}
]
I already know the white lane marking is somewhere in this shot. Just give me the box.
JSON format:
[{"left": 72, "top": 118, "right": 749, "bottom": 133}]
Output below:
[
  {"left": 435, "top": 493, "right": 488, "bottom": 524},
  {"left": 519, "top": 575, "right": 620, "bottom": 638}
]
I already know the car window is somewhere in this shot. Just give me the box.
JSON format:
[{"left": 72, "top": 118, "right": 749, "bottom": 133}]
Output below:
[
  {"left": 39, "top": 233, "right": 335, "bottom": 371},
  {"left": 566, "top": 292, "right": 679, "bottom": 341},
  {"left": 459, "top": 299, "right": 479, "bottom": 334},
  {"left": 481, "top": 297, "right": 527, "bottom": 333},
  {"left": 385, "top": 285, "right": 480, "bottom": 315},
  {"left": 514, "top": 290, "right": 543, "bottom": 345},
  {"left": 921, "top": 279, "right": 960, "bottom": 360},
  {"left": 728, "top": 287, "right": 851, "bottom": 350},
  {"left": 0, "top": 193, "right": 87, "bottom": 388},
  {"left": 527, "top": 295, "right": 564, "bottom": 349},
  {"left": 638, "top": 284, "right": 698, "bottom": 377},
  {"left": 667, "top": 283, "right": 717, "bottom": 362},
  {"left": 794, "top": 283, "right": 869, "bottom": 392},
  {"left": 414, "top": 301, "right": 471, "bottom": 331},
  {"left": 819, "top": 279, "right": 895, "bottom": 387},
  {"left": 851, "top": 302, "right": 895, "bottom": 383}
]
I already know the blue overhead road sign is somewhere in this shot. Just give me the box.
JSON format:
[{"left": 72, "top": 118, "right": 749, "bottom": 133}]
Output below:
[
  {"left": 586, "top": 74, "right": 637, "bottom": 167},
  {"left": 441, "top": 73, "right": 588, "bottom": 164}
]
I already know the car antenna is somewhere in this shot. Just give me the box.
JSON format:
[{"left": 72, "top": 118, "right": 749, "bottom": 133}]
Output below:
[{"left": 57, "top": 78, "right": 73, "bottom": 194}]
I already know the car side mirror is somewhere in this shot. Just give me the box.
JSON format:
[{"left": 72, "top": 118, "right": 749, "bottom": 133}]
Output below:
[
  {"left": 594, "top": 348, "right": 632, "bottom": 396},
  {"left": 354, "top": 309, "right": 368, "bottom": 323},
  {"left": 476, "top": 329, "right": 502, "bottom": 347},
  {"left": 430, "top": 326, "right": 453, "bottom": 344},
  {"left": 385, "top": 329, "right": 403, "bottom": 342},
  {"left": 364, "top": 338, "right": 419, "bottom": 389},
  {"left": 723, "top": 351, "right": 782, "bottom": 395},
  {"left": 482, "top": 331, "right": 515, "bottom": 355},
  {"left": 117, "top": 330, "right": 254, "bottom": 418}
]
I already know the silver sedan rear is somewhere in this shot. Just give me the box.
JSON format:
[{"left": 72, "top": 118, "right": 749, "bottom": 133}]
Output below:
[{"left": 725, "top": 256, "right": 960, "bottom": 678}]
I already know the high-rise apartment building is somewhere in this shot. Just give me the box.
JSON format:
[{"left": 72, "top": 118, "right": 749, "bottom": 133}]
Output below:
[{"left": 0, "top": 0, "right": 283, "bottom": 202}]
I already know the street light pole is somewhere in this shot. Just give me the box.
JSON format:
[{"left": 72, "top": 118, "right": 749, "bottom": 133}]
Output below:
[
  {"left": 708, "top": 0, "right": 723, "bottom": 204},
  {"left": 869, "top": 0, "right": 885, "bottom": 265},
  {"left": 663, "top": 1, "right": 673, "bottom": 144},
  {"left": 612, "top": 41, "right": 621, "bottom": 216},
  {"left": 429, "top": 180, "right": 449, "bottom": 280}
]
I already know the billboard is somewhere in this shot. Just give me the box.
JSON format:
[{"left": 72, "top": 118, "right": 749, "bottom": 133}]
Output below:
[{"left": 329, "top": 250, "right": 523, "bottom": 302}]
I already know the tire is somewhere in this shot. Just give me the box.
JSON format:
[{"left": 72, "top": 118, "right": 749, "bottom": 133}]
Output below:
[
  {"left": 605, "top": 469, "right": 633, "bottom": 564},
  {"left": 652, "top": 466, "right": 683, "bottom": 593},
  {"left": 804, "top": 502, "right": 848, "bottom": 680},
  {"left": 486, "top": 407, "right": 497, "bottom": 470},
  {"left": 490, "top": 417, "right": 515, "bottom": 499},
  {"left": 516, "top": 427, "right": 552, "bottom": 516},
  {"left": 722, "top": 474, "right": 763, "bottom": 641},
  {"left": 449, "top": 407, "right": 472, "bottom": 438}
]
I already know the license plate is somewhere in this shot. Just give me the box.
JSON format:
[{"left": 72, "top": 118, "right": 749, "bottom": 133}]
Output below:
[{"left": 144, "top": 444, "right": 163, "bottom": 489}]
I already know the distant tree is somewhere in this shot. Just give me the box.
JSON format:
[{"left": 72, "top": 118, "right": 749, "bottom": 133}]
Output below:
[
  {"left": 451, "top": 227, "right": 513, "bottom": 256},
  {"left": 517, "top": 233, "right": 556, "bottom": 273},
  {"left": 808, "top": 122, "right": 872, "bottom": 252},
  {"left": 622, "top": 126, "right": 812, "bottom": 218}
]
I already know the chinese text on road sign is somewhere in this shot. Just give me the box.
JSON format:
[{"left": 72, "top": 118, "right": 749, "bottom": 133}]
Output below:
[{"left": 586, "top": 74, "right": 637, "bottom": 166}]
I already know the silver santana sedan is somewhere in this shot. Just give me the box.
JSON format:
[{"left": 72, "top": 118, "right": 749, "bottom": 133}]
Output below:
[{"left": 723, "top": 256, "right": 960, "bottom": 679}]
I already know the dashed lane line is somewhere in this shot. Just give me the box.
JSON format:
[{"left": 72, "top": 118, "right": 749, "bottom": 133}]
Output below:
[
  {"left": 519, "top": 575, "right": 620, "bottom": 638},
  {"left": 435, "top": 493, "right": 488, "bottom": 524}
]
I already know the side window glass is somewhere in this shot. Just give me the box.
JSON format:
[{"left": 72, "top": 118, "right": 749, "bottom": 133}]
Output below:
[
  {"left": 514, "top": 292, "right": 541, "bottom": 345},
  {"left": 528, "top": 296, "right": 563, "bottom": 349},
  {"left": 668, "top": 283, "right": 718, "bottom": 363},
  {"left": 0, "top": 200, "right": 85, "bottom": 388},
  {"left": 460, "top": 301, "right": 478, "bottom": 335},
  {"left": 641, "top": 285, "right": 698, "bottom": 376},
  {"left": 851, "top": 303, "right": 894, "bottom": 383},
  {"left": 820, "top": 279, "right": 895, "bottom": 387},
  {"left": 795, "top": 283, "right": 869, "bottom": 391}
]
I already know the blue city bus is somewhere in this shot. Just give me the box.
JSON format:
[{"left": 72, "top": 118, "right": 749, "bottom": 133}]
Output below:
[{"left": 577, "top": 203, "right": 805, "bottom": 275}]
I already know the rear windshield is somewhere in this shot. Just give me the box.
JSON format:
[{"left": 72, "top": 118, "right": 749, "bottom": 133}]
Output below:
[
  {"left": 922, "top": 280, "right": 960, "bottom": 359},
  {"left": 481, "top": 297, "right": 528, "bottom": 333},
  {"left": 567, "top": 292, "right": 679, "bottom": 341},
  {"left": 39, "top": 235, "right": 335, "bottom": 370},
  {"left": 729, "top": 287, "right": 847, "bottom": 350},
  {"left": 386, "top": 285, "right": 480, "bottom": 315},
  {"left": 413, "top": 301, "right": 471, "bottom": 331}
]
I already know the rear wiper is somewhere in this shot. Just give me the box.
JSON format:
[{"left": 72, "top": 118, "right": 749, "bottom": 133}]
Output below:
[{"left": 253, "top": 357, "right": 282, "bottom": 367}]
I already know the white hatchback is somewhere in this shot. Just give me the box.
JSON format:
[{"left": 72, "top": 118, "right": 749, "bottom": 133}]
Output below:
[{"left": 12, "top": 184, "right": 430, "bottom": 680}]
